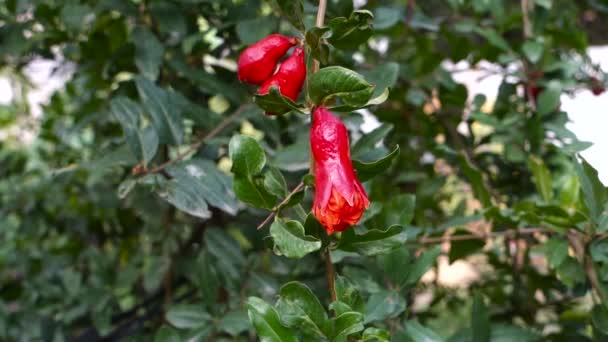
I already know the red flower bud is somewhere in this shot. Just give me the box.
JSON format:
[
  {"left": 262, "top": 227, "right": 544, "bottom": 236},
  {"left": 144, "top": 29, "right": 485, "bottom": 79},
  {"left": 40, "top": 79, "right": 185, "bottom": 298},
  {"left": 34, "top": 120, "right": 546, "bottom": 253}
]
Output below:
[
  {"left": 258, "top": 47, "right": 306, "bottom": 102},
  {"left": 310, "top": 107, "right": 369, "bottom": 234},
  {"left": 238, "top": 34, "right": 298, "bottom": 84},
  {"left": 590, "top": 77, "right": 605, "bottom": 96}
]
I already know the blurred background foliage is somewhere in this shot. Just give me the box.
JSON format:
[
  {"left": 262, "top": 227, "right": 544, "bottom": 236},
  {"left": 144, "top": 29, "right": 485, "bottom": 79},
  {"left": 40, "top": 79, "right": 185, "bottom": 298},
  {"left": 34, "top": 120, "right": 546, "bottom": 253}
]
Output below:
[{"left": 3, "top": 0, "right": 608, "bottom": 341}]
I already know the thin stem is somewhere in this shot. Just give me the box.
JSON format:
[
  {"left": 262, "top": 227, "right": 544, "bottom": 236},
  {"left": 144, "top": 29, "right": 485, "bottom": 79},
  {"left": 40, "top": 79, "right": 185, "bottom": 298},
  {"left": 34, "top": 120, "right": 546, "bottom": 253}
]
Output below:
[
  {"left": 313, "top": 0, "right": 327, "bottom": 73},
  {"left": 324, "top": 248, "right": 337, "bottom": 302},
  {"left": 257, "top": 182, "right": 305, "bottom": 230},
  {"left": 139, "top": 105, "right": 245, "bottom": 175}
]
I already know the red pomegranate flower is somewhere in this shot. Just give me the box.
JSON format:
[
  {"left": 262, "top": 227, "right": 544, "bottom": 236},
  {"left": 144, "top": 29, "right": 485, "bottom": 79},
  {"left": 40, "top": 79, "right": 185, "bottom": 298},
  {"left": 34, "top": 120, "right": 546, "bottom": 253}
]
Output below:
[
  {"left": 310, "top": 106, "right": 369, "bottom": 234},
  {"left": 237, "top": 34, "right": 298, "bottom": 84}
]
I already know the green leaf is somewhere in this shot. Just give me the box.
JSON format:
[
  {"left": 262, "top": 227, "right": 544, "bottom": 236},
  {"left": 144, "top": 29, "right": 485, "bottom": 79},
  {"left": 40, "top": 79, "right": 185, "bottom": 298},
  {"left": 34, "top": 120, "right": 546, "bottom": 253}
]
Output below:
[
  {"left": 254, "top": 86, "right": 307, "bottom": 115},
  {"left": 403, "top": 320, "right": 444, "bottom": 342},
  {"left": 328, "top": 10, "right": 374, "bottom": 50},
  {"left": 528, "top": 155, "right": 553, "bottom": 202},
  {"left": 135, "top": 76, "right": 184, "bottom": 145},
  {"left": 328, "top": 88, "right": 390, "bottom": 112},
  {"left": 264, "top": 167, "right": 288, "bottom": 197},
  {"left": 383, "top": 194, "right": 416, "bottom": 227},
  {"left": 472, "top": 294, "right": 490, "bottom": 342},
  {"left": 458, "top": 154, "right": 492, "bottom": 207},
  {"left": 167, "top": 159, "right": 238, "bottom": 215},
  {"left": 205, "top": 228, "right": 245, "bottom": 281},
  {"left": 270, "top": 219, "right": 322, "bottom": 259},
  {"left": 276, "top": 0, "right": 305, "bottom": 31},
  {"left": 110, "top": 96, "right": 158, "bottom": 166},
  {"left": 352, "top": 124, "right": 394, "bottom": 158},
  {"left": 196, "top": 251, "right": 220, "bottom": 310},
  {"left": 332, "top": 312, "right": 364, "bottom": 341},
  {"left": 247, "top": 297, "right": 297, "bottom": 342},
  {"left": 474, "top": 27, "right": 511, "bottom": 51},
  {"left": 373, "top": 7, "right": 402, "bottom": 30},
  {"left": 360, "top": 62, "right": 400, "bottom": 98},
  {"left": 306, "top": 27, "right": 331, "bottom": 65},
  {"left": 592, "top": 305, "right": 608, "bottom": 334},
  {"left": 334, "top": 274, "right": 365, "bottom": 314},
  {"left": 542, "top": 238, "right": 569, "bottom": 268},
  {"left": 404, "top": 246, "right": 441, "bottom": 287},
  {"left": 556, "top": 257, "right": 586, "bottom": 287},
  {"left": 308, "top": 66, "right": 374, "bottom": 108},
  {"left": 353, "top": 145, "right": 400, "bottom": 182},
  {"left": 236, "top": 16, "right": 279, "bottom": 45},
  {"left": 522, "top": 40, "right": 543, "bottom": 64},
  {"left": 132, "top": 27, "right": 164, "bottom": 81},
  {"left": 166, "top": 305, "right": 211, "bottom": 329},
  {"left": 362, "top": 327, "right": 390, "bottom": 342},
  {"left": 275, "top": 132, "right": 310, "bottom": 172},
  {"left": 338, "top": 225, "right": 407, "bottom": 256},
  {"left": 379, "top": 246, "right": 411, "bottom": 286},
  {"left": 218, "top": 310, "right": 250, "bottom": 337},
  {"left": 229, "top": 135, "right": 266, "bottom": 177},
  {"left": 575, "top": 156, "right": 608, "bottom": 225},
  {"left": 276, "top": 281, "right": 330, "bottom": 338},
  {"left": 156, "top": 175, "right": 211, "bottom": 219},
  {"left": 234, "top": 176, "right": 277, "bottom": 209},
  {"left": 364, "top": 290, "right": 406, "bottom": 323},
  {"left": 537, "top": 81, "right": 562, "bottom": 116}
]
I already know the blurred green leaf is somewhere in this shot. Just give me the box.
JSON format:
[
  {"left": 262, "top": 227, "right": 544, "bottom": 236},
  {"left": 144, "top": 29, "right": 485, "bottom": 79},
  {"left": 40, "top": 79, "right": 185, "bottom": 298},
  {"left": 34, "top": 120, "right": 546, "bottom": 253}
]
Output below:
[
  {"left": 306, "top": 27, "right": 331, "bottom": 65},
  {"left": 328, "top": 10, "right": 374, "bottom": 50},
  {"left": 472, "top": 294, "right": 490, "bottom": 342},
  {"left": 575, "top": 156, "right": 608, "bottom": 225},
  {"left": 332, "top": 312, "right": 364, "bottom": 341},
  {"left": 528, "top": 155, "right": 553, "bottom": 202},
  {"left": 338, "top": 225, "right": 407, "bottom": 256},
  {"left": 135, "top": 76, "right": 184, "bottom": 145},
  {"left": 132, "top": 27, "right": 164, "bottom": 81},
  {"left": 364, "top": 290, "right": 406, "bottom": 323},
  {"left": 110, "top": 96, "right": 158, "bottom": 166},
  {"left": 362, "top": 327, "right": 390, "bottom": 341},
  {"left": 403, "top": 320, "right": 444, "bottom": 342},
  {"left": 166, "top": 305, "right": 211, "bottom": 329},
  {"left": 276, "top": 0, "right": 305, "bottom": 31},
  {"left": 537, "top": 82, "right": 562, "bottom": 116},
  {"left": 353, "top": 145, "right": 400, "bottom": 182}
]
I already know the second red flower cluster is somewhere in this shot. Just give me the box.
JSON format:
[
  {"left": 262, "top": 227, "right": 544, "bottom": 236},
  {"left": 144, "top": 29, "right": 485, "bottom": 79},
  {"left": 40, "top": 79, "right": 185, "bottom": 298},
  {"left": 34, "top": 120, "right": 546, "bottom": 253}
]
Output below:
[{"left": 238, "top": 34, "right": 369, "bottom": 234}]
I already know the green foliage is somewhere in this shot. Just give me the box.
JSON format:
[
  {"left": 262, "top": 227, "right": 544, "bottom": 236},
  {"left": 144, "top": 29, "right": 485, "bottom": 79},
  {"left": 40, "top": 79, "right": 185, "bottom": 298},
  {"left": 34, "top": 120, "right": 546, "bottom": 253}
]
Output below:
[{"left": 2, "top": 0, "right": 608, "bottom": 341}]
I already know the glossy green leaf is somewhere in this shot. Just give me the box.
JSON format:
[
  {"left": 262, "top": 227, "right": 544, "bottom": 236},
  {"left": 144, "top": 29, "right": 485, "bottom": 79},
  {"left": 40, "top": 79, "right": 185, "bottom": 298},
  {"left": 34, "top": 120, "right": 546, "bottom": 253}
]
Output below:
[
  {"left": 110, "top": 96, "right": 158, "bottom": 166},
  {"left": 362, "top": 327, "right": 390, "bottom": 341},
  {"left": 254, "top": 86, "right": 307, "bottom": 115},
  {"left": 247, "top": 297, "right": 297, "bottom": 342},
  {"left": 328, "top": 10, "right": 374, "bottom": 50},
  {"left": 353, "top": 145, "right": 400, "bottom": 182},
  {"left": 135, "top": 76, "right": 184, "bottom": 145},
  {"left": 276, "top": 281, "right": 330, "bottom": 338},
  {"left": 218, "top": 310, "right": 250, "bottom": 337},
  {"left": 166, "top": 305, "right": 211, "bottom": 329},
  {"left": 270, "top": 219, "right": 322, "bottom": 259},
  {"left": 276, "top": 0, "right": 305, "bottom": 31},
  {"left": 364, "top": 290, "right": 406, "bottom": 323},
  {"left": 334, "top": 274, "right": 365, "bottom": 314},
  {"left": 229, "top": 135, "right": 266, "bottom": 177},
  {"left": 373, "top": 7, "right": 402, "bottom": 30},
  {"left": 338, "top": 225, "right": 407, "bottom": 256},
  {"left": 543, "top": 238, "right": 569, "bottom": 268},
  {"left": 308, "top": 66, "right": 374, "bottom": 108},
  {"left": 234, "top": 176, "right": 277, "bottom": 209},
  {"left": 332, "top": 311, "right": 364, "bottom": 341},
  {"left": 132, "top": 27, "right": 164, "bottom": 81},
  {"left": 264, "top": 167, "right": 288, "bottom": 197},
  {"left": 156, "top": 175, "right": 211, "bottom": 219}
]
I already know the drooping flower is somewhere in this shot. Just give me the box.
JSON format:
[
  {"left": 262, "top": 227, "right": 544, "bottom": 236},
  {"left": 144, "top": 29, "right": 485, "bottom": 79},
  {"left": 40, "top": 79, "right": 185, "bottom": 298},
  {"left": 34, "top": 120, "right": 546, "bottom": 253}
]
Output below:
[{"left": 310, "top": 106, "right": 369, "bottom": 234}]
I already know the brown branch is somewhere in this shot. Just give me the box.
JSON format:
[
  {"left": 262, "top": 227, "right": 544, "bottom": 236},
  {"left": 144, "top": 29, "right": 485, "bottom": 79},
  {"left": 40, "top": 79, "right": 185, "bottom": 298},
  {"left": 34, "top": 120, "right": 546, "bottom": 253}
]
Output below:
[
  {"left": 568, "top": 229, "right": 607, "bottom": 303},
  {"left": 324, "top": 248, "right": 337, "bottom": 303},
  {"left": 138, "top": 105, "right": 245, "bottom": 175},
  {"left": 411, "top": 227, "right": 554, "bottom": 245},
  {"left": 256, "top": 182, "right": 305, "bottom": 230}
]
